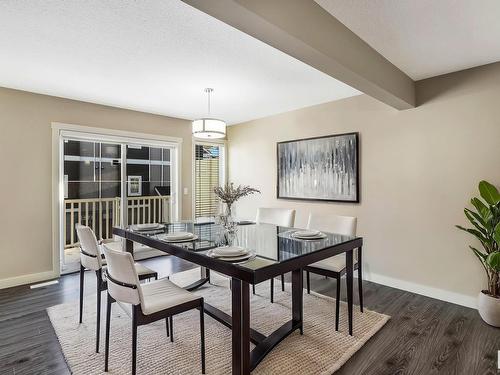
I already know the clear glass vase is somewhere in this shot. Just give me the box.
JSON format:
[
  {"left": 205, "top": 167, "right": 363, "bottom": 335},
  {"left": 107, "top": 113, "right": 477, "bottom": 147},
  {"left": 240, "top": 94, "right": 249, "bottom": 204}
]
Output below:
[{"left": 217, "top": 204, "right": 238, "bottom": 246}]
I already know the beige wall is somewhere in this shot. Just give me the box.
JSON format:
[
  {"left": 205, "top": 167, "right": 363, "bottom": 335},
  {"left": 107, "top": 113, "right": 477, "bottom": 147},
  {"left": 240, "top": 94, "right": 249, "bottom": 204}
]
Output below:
[
  {"left": 227, "top": 62, "right": 500, "bottom": 306},
  {"left": 0, "top": 87, "right": 193, "bottom": 284}
]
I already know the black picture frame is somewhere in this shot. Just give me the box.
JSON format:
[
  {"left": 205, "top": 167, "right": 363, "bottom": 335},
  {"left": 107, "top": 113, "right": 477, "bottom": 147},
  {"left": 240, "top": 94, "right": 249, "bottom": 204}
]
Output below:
[{"left": 276, "top": 132, "right": 360, "bottom": 203}]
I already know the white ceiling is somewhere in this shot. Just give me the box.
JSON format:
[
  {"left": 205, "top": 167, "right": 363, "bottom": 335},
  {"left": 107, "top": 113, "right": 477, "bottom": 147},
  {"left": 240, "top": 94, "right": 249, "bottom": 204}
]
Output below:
[
  {"left": 0, "top": 0, "right": 359, "bottom": 125},
  {"left": 316, "top": 0, "right": 500, "bottom": 80}
]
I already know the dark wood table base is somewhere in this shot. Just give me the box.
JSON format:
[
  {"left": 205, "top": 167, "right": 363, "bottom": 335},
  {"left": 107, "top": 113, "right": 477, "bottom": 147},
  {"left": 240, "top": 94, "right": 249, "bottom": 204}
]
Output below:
[{"left": 184, "top": 268, "right": 304, "bottom": 374}]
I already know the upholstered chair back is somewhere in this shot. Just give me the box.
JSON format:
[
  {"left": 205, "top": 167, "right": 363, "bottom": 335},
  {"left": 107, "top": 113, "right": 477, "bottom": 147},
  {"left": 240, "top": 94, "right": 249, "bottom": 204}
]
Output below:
[
  {"left": 256, "top": 207, "right": 296, "bottom": 228},
  {"left": 102, "top": 247, "right": 141, "bottom": 305},
  {"left": 306, "top": 213, "right": 357, "bottom": 237},
  {"left": 76, "top": 225, "right": 104, "bottom": 271}
]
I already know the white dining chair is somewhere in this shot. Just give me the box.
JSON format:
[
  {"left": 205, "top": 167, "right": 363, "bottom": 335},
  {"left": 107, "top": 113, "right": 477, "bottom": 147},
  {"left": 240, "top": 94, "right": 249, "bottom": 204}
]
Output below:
[
  {"left": 256, "top": 207, "right": 296, "bottom": 227},
  {"left": 253, "top": 207, "right": 296, "bottom": 302},
  {"left": 76, "top": 225, "right": 158, "bottom": 353},
  {"left": 303, "top": 213, "right": 362, "bottom": 331},
  {"left": 103, "top": 247, "right": 205, "bottom": 375}
]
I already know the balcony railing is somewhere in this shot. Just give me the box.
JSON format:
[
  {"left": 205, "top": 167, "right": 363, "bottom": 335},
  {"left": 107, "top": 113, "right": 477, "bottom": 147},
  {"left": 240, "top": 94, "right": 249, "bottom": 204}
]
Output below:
[{"left": 64, "top": 195, "right": 170, "bottom": 248}]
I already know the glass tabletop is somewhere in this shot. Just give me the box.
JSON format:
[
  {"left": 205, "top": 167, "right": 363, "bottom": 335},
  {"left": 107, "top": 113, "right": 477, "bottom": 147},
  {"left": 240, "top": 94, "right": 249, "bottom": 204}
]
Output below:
[{"left": 123, "top": 221, "right": 357, "bottom": 272}]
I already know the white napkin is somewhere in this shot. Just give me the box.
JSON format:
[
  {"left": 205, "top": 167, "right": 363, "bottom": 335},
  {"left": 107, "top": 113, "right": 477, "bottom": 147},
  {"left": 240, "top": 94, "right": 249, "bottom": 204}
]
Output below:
[
  {"left": 211, "top": 246, "right": 248, "bottom": 257},
  {"left": 164, "top": 231, "right": 194, "bottom": 241}
]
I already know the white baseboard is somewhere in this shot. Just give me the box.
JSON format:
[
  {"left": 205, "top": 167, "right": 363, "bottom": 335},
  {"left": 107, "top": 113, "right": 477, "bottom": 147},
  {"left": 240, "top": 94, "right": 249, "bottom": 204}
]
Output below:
[
  {"left": 0, "top": 267, "right": 478, "bottom": 309},
  {"left": 0, "top": 270, "right": 59, "bottom": 290},
  {"left": 364, "top": 272, "right": 477, "bottom": 309}
]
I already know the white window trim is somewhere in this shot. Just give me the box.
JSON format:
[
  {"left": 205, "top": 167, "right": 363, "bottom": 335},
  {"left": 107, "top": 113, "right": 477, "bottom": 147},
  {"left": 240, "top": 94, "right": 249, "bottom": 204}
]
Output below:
[
  {"left": 191, "top": 138, "right": 227, "bottom": 220},
  {"left": 52, "top": 122, "right": 183, "bottom": 276}
]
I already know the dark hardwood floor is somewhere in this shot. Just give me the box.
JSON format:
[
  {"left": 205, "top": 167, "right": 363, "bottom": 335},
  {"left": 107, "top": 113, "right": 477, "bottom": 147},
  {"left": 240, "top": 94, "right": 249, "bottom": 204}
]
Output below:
[{"left": 0, "top": 256, "right": 498, "bottom": 374}]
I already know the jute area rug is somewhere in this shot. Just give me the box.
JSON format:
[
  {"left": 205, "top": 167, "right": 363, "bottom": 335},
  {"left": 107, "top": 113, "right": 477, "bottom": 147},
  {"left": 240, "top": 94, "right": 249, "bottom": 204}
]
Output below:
[{"left": 48, "top": 268, "right": 389, "bottom": 374}]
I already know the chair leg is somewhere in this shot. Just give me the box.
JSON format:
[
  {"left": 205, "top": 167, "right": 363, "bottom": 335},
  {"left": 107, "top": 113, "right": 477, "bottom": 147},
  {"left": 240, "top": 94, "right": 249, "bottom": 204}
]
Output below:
[
  {"left": 104, "top": 294, "right": 112, "bottom": 372},
  {"left": 358, "top": 247, "right": 364, "bottom": 312},
  {"left": 281, "top": 274, "right": 285, "bottom": 291},
  {"left": 306, "top": 270, "right": 311, "bottom": 294},
  {"left": 200, "top": 304, "right": 206, "bottom": 374},
  {"left": 96, "top": 271, "right": 102, "bottom": 353},
  {"left": 169, "top": 316, "right": 174, "bottom": 343},
  {"left": 270, "top": 278, "right": 274, "bottom": 303},
  {"left": 335, "top": 276, "right": 341, "bottom": 331},
  {"left": 132, "top": 309, "right": 138, "bottom": 375},
  {"left": 79, "top": 264, "right": 84, "bottom": 324}
]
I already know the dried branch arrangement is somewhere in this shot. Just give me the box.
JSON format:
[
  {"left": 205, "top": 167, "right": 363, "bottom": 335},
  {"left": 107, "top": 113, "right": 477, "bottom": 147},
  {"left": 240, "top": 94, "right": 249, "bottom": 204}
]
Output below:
[{"left": 213, "top": 182, "right": 260, "bottom": 213}]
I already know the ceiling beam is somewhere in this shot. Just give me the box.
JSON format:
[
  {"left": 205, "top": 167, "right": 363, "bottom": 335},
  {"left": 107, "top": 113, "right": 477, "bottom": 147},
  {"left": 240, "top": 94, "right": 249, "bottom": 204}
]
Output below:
[{"left": 181, "top": 0, "right": 415, "bottom": 110}]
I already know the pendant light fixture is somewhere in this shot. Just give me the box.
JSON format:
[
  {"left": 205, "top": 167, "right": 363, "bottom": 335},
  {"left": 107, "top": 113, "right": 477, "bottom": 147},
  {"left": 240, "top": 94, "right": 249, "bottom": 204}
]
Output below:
[{"left": 192, "top": 88, "right": 226, "bottom": 139}]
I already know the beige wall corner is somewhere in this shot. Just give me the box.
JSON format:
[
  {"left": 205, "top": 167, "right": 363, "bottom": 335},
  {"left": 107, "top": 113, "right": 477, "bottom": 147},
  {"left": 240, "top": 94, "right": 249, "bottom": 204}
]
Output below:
[
  {"left": 0, "top": 87, "right": 193, "bottom": 286},
  {"left": 182, "top": 0, "right": 415, "bottom": 110},
  {"left": 227, "top": 62, "right": 500, "bottom": 306}
]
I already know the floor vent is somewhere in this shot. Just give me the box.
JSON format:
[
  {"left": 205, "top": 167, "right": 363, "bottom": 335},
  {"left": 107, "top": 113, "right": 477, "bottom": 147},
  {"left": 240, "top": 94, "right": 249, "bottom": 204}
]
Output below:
[{"left": 30, "top": 280, "right": 59, "bottom": 289}]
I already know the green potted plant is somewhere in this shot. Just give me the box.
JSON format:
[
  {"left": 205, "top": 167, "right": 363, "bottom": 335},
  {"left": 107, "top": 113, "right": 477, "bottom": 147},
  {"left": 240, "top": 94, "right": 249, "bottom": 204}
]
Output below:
[{"left": 456, "top": 180, "right": 500, "bottom": 326}]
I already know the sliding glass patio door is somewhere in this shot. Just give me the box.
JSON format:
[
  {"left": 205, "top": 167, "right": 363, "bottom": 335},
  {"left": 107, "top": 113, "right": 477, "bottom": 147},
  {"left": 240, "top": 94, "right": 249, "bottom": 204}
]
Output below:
[{"left": 60, "top": 134, "right": 178, "bottom": 273}]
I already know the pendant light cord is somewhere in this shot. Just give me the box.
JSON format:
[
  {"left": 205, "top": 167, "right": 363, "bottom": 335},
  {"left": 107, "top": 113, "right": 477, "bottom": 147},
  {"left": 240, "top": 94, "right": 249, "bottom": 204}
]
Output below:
[
  {"left": 205, "top": 87, "right": 213, "bottom": 116},
  {"left": 207, "top": 90, "right": 211, "bottom": 115}
]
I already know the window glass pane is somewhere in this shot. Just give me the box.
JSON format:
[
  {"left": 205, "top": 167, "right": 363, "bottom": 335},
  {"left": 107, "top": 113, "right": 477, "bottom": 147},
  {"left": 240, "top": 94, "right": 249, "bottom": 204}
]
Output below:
[
  {"left": 99, "top": 143, "right": 122, "bottom": 199},
  {"left": 127, "top": 145, "right": 149, "bottom": 160},
  {"left": 195, "top": 144, "right": 222, "bottom": 219},
  {"left": 163, "top": 148, "right": 171, "bottom": 162},
  {"left": 64, "top": 161, "right": 95, "bottom": 191},
  {"left": 162, "top": 165, "right": 171, "bottom": 184},
  {"left": 64, "top": 140, "right": 94, "bottom": 157},
  {"left": 100, "top": 158, "right": 121, "bottom": 185},
  {"left": 64, "top": 140, "right": 97, "bottom": 199},
  {"left": 150, "top": 147, "right": 162, "bottom": 161},
  {"left": 101, "top": 143, "right": 120, "bottom": 159},
  {"left": 150, "top": 165, "right": 162, "bottom": 190}
]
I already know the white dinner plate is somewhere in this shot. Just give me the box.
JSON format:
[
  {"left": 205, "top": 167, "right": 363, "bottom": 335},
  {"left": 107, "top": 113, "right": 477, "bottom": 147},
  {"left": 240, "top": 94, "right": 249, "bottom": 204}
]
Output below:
[
  {"left": 163, "top": 232, "right": 198, "bottom": 242},
  {"left": 293, "top": 229, "right": 322, "bottom": 237},
  {"left": 292, "top": 232, "right": 327, "bottom": 240},
  {"left": 207, "top": 249, "right": 254, "bottom": 262},
  {"left": 164, "top": 231, "right": 194, "bottom": 240},
  {"left": 211, "top": 246, "right": 248, "bottom": 257},
  {"left": 131, "top": 223, "right": 164, "bottom": 231}
]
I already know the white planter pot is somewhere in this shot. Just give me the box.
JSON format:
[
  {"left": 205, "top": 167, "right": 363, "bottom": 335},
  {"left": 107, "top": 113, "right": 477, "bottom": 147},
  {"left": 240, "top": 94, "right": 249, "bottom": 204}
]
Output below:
[{"left": 478, "top": 291, "right": 500, "bottom": 327}]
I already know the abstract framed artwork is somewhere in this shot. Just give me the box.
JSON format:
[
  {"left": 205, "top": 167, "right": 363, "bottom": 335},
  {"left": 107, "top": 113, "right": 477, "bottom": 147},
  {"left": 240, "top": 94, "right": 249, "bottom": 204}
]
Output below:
[{"left": 277, "top": 132, "right": 359, "bottom": 202}]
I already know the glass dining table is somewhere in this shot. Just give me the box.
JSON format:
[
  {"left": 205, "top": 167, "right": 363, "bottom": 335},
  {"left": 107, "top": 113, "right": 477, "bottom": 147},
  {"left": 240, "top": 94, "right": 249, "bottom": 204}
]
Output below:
[{"left": 113, "top": 221, "right": 363, "bottom": 375}]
